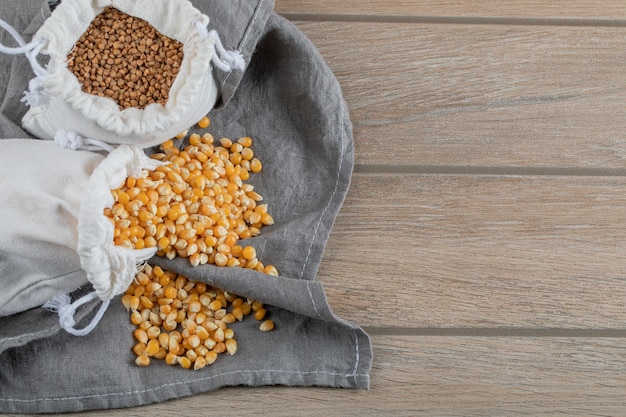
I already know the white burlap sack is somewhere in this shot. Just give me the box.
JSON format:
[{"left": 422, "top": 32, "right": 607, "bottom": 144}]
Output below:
[
  {"left": 8, "top": 0, "right": 243, "bottom": 147},
  {"left": 0, "top": 138, "right": 163, "bottom": 333}
]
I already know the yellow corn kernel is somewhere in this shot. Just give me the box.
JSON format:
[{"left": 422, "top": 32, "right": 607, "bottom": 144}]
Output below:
[
  {"left": 116, "top": 190, "right": 130, "bottom": 205},
  {"left": 187, "top": 334, "right": 201, "bottom": 349},
  {"left": 223, "top": 313, "right": 237, "bottom": 325},
  {"left": 254, "top": 308, "right": 267, "bottom": 321},
  {"left": 242, "top": 246, "right": 256, "bottom": 260},
  {"left": 178, "top": 356, "right": 192, "bottom": 369},
  {"left": 225, "top": 339, "right": 237, "bottom": 355},
  {"left": 264, "top": 265, "right": 279, "bottom": 276},
  {"left": 213, "top": 328, "right": 225, "bottom": 343},
  {"left": 197, "top": 116, "right": 210, "bottom": 129},
  {"left": 240, "top": 147, "right": 254, "bottom": 161},
  {"left": 135, "top": 191, "right": 149, "bottom": 206},
  {"left": 138, "top": 210, "right": 153, "bottom": 223},
  {"left": 146, "top": 326, "right": 161, "bottom": 340},
  {"left": 195, "top": 326, "right": 210, "bottom": 341},
  {"left": 135, "top": 355, "right": 150, "bottom": 367},
  {"left": 163, "top": 286, "right": 177, "bottom": 300},
  {"left": 132, "top": 342, "right": 147, "bottom": 357},
  {"left": 250, "top": 158, "right": 262, "bottom": 173},
  {"left": 185, "top": 349, "right": 198, "bottom": 363},
  {"left": 206, "top": 350, "right": 218, "bottom": 365},
  {"left": 224, "top": 329, "right": 235, "bottom": 341},
  {"left": 203, "top": 338, "right": 217, "bottom": 351},
  {"left": 163, "top": 320, "right": 177, "bottom": 331},
  {"left": 145, "top": 339, "right": 160, "bottom": 357},
  {"left": 213, "top": 342, "right": 226, "bottom": 354},
  {"left": 154, "top": 347, "right": 167, "bottom": 360},
  {"left": 131, "top": 311, "right": 143, "bottom": 325},
  {"left": 133, "top": 328, "right": 148, "bottom": 344},
  {"left": 121, "top": 294, "right": 133, "bottom": 312},
  {"left": 261, "top": 213, "right": 274, "bottom": 226},
  {"left": 158, "top": 332, "right": 170, "bottom": 349},
  {"left": 195, "top": 346, "right": 210, "bottom": 358},
  {"left": 230, "top": 307, "right": 243, "bottom": 323},
  {"left": 237, "top": 136, "right": 253, "bottom": 147},
  {"left": 213, "top": 253, "right": 227, "bottom": 267},
  {"left": 260, "top": 320, "right": 275, "bottom": 332},
  {"left": 251, "top": 300, "right": 264, "bottom": 312},
  {"left": 139, "top": 296, "right": 153, "bottom": 309},
  {"left": 241, "top": 302, "right": 252, "bottom": 316},
  {"left": 146, "top": 282, "right": 162, "bottom": 294},
  {"left": 193, "top": 355, "right": 207, "bottom": 370},
  {"left": 208, "top": 300, "right": 222, "bottom": 311}
]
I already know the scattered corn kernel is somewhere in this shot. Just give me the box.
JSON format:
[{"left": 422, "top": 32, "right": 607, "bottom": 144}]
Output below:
[
  {"left": 254, "top": 308, "right": 267, "bottom": 321},
  {"left": 105, "top": 118, "right": 278, "bottom": 276},
  {"left": 197, "top": 116, "right": 210, "bottom": 129},
  {"left": 260, "top": 320, "right": 275, "bottom": 332},
  {"left": 125, "top": 264, "right": 273, "bottom": 369},
  {"left": 135, "top": 355, "right": 151, "bottom": 367}
]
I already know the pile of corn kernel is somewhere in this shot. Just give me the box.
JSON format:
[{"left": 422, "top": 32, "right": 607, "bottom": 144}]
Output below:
[
  {"left": 104, "top": 116, "right": 278, "bottom": 274},
  {"left": 106, "top": 116, "right": 277, "bottom": 369},
  {"left": 124, "top": 263, "right": 274, "bottom": 369}
]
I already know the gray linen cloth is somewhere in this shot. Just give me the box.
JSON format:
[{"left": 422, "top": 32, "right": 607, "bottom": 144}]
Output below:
[{"left": 0, "top": 0, "right": 372, "bottom": 413}]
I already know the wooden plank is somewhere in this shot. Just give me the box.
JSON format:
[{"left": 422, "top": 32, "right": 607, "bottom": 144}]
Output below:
[
  {"left": 276, "top": 0, "right": 626, "bottom": 20},
  {"left": 317, "top": 173, "right": 626, "bottom": 328},
  {"left": 290, "top": 22, "right": 626, "bottom": 169},
  {"left": 37, "top": 336, "right": 626, "bottom": 416}
]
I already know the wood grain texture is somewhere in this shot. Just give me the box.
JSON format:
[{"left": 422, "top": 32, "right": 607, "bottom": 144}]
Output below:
[
  {"left": 27, "top": 336, "right": 626, "bottom": 417},
  {"left": 318, "top": 173, "right": 626, "bottom": 328},
  {"left": 276, "top": 0, "right": 626, "bottom": 20},
  {"left": 292, "top": 22, "right": 626, "bottom": 169}
]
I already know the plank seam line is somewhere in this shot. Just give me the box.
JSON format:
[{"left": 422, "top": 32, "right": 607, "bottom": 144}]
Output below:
[
  {"left": 353, "top": 164, "right": 626, "bottom": 177},
  {"left": 280, "top": 13, "right": 626, "bottom": 28},
  {"left": 364, "top": 327, "right": 626, "bottom": 337}
]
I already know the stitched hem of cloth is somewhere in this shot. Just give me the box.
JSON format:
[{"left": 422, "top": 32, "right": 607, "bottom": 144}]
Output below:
[{"left": 0, "top": 369, "right": 370, "bottom": 407}]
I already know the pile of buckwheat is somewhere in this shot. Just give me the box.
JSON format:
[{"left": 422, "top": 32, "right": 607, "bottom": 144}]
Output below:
[{"left": 67, "top": 6, "right": 183, "bottom": 110}]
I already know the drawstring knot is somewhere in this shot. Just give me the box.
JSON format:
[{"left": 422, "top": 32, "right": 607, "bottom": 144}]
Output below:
[
  {"left": 54, "top": 129, "right": 115, "bottom": 153},
  {"left": 21, "top": 75, "right": 50, "bottom": 107},
  {"left": 195, "top": 22, "right": 245, "bottom": 73},
  {"left": 43, "top": 292, "right": 110, "bottom": 337}
]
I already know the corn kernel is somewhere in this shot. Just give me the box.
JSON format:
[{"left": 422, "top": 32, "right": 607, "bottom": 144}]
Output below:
[
  {"left": 133, "top": 329, "right": 148, "bottom": 344},
  {"left": 178, "top": 356, "right": 192, "bottom": 369},
  {"left": 242, "top": 246, "right": 256, "bottom": 260},
  {"left": 225, "top": 339, "right": 237, "bottom": 355},
  {"left": 224, "top": 328, "right": 235, "bottom": 340},
  {"left": 145, "top": 339, "right": 160, "bottom": 356},
  {"left": 250, "top": 158, "right": 262, "bottom": 173},
  {"left": 254, "top": 308, "right": 267, "bottom": 321},
  {"left": 131, "top": 311, "right": 143, "bottom": 325},
  {"left": 197, "top": 116, "right": 210, "bottom": 129},
  {"left": 132, "top": 342, "right": 147, "bottom": 356},
  {"left": 260, "top": 320, "right": 275, "bottom": 332},
  {"left": 206, "top": 350, "right": 218, "bottom": 365},
  {"left": 135, "top": 355, "right": 150, "bottom": 367},
  {"left": 193, "top": 356, "right": 207, "bottom": 370}
]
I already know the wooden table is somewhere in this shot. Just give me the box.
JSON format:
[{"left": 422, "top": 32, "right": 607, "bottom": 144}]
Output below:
[{"left": 21, "top": 1, "right": 626, "bottom": 415}]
